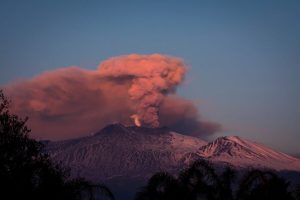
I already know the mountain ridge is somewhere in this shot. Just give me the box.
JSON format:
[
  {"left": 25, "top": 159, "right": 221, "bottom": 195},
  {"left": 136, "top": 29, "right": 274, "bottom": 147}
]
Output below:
[
  {"left": 45, "top": 124, "right": 300, "bottom": 182},
  {"left": 196, "top": 135, "right": 300, "bottom": 171},
  {"left": 45, "top": 123, "right": 207, "bottom": 181}
]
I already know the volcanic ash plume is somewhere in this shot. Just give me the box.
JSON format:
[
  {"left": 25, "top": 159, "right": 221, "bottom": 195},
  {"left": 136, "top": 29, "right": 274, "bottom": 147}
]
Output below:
[
  {"left": 98, "top": 54, "right": 186, "bottom": 127},
  {"left": 3, "top": 53, "right": 220, "bottom": 140}
]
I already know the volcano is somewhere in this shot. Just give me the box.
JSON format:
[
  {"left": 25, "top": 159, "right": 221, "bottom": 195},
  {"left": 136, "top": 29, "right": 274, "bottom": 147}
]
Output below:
[
  {"left": 45, "top": 123, "right": 300, "bottom": 178},
  {"left": 45, "top": 124, "right": 207, "bottom": 181},
  {"left": 44, "top": 124, "right": 300, "bottom": 199}
]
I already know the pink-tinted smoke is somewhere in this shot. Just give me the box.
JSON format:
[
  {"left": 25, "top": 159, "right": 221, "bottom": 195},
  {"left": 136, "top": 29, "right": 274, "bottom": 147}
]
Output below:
[
  {"left": 3, "top": 54, "right": 220, "bottom": 140},
  {"left": 98, "top": 54, "right": 186, "bottom": 127}
]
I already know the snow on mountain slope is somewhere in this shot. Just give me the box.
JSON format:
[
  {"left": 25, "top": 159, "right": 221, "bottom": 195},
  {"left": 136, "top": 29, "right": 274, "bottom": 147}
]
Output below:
[
  {"left": 45, "top": 124, "right": 300, "bottom": 183},
  {"left": 197, "top": 136, "right": 300, "bottom": 171},
  {"left": 45, "top": 124, "right": 207, "bottom": 181}
]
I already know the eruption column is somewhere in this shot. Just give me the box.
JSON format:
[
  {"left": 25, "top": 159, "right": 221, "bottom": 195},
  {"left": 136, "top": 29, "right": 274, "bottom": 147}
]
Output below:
[
  {"left": 131, "top": 114, "right": 141, "bottom": 127},
  {"left": 99, "top": 54, "right": 186, "bottom": 127}
]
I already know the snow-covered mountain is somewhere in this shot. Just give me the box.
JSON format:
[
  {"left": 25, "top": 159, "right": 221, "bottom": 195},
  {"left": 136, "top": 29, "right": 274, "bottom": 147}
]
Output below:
[
  {"left": 45, "top": 123, "right": 300, "bottom": 183},
  {"left": 45, "top": 123, "right": 207, "bottom": 181},
  {"left": 197, "top": 136, "right": 300, "bottom": 171}
]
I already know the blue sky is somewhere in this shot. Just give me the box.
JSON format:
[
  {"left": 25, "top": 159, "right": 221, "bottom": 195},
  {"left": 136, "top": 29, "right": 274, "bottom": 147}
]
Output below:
[{"left": 0, "top": 0, "right": 299, "bottom": 154}]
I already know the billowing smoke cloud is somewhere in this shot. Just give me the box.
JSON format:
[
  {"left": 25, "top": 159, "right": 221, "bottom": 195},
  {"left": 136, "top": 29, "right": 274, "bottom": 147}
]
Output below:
[
  {"left": 159, "top": 96, "right": 221, "bottom": 136},
  {"left": 3, "top": 54, "right": 220, "bottom": 140},
  {"left": 98, "top": 54, "right": 186, "bottom": 127}
]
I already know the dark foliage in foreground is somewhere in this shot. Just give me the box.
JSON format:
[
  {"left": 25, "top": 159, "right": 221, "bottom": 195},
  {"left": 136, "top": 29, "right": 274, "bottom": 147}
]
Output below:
[
  {"left": 295, "top": 185, "right": 300, "bottom": 200},
  {"left": 136, "top": 159, "right": 297, "bottom": 200},
  {"left": 0, "top": 90, "right": 114, "bottom": 200}
]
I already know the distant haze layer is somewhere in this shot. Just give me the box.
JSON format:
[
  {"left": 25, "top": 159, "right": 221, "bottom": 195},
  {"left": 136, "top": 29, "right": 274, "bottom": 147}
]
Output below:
[{"left": 4, "top": 54, "right": 220, "bottom": 140}]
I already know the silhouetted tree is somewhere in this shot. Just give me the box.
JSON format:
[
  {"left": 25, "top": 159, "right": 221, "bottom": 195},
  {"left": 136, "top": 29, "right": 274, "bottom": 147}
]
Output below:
[
  {"left": 0, "top": 90, "right": 114, "bottom": 200},
  {"left": 178, "top": 160, "right": 219, "bottom": 200},
  {"left": 135, "top": 160, "right": 237, "bottom": 200},
  {"left": 68, "top": 178, "right": 115, "bottom": 200},
  {"left": 136, "top": 159, "right": 299, "bottom": 200},
  {"left": 236, "top": 169, "right": 293, "bottom": 200},
  {"left": 136, "top": 160, "right": 235, "bottom": 200},
  {"left": 295, "top": 185, "right": 300, "bottom": 200},
  {"left": 135, "top": 172, "right": 182, "bottom": 200},
  {"left": 216, "top": 167, "right": 236, "bottom": 200}
]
